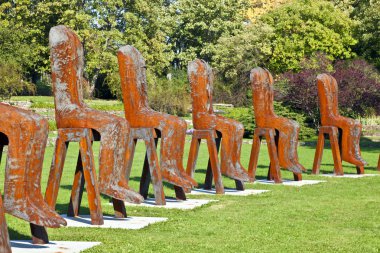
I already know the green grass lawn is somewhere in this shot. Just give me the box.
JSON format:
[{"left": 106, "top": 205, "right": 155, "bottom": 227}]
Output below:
[
  {"left": 1, "top": 137, "right": 379, "bottom": 252},
  {"left": 2, "top": 96, "right": 380, "bottom": 252}
]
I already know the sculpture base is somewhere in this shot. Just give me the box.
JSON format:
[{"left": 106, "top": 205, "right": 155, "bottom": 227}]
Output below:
[{"left": 11, "top": 240, "right": 100, "bottom": 253}]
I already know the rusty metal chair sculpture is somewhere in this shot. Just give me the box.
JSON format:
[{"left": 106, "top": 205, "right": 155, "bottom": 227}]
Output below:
[
  {"left": 313, "top": 74, "right": 367, "bottom": 175},
  {"left": 0, "top": 103, "right": 67, "bottom": 250},
  {"left": 377, "top": 154, "right": 380, "bottom": 171},
  {"left": 42, "top": 25, "right": 143, "bottom": 225},
  {"left": 117, "top": 45, "right": 197, "bottom": 202},
  {"left": 186, "top": 59, "right": 250, "bottom": 194},
  {"left": 249, "top": 67, "right": 305, "bottom": 183}
]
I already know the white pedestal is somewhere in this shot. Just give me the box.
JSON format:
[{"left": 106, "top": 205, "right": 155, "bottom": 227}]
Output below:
[
  {"left": 255, "top": 179, "right": 326, "bottom": 186},
  {"left": 189, "top": 188, "right": 270, "bottom": 196},
  {"left": 124, "top": 198, "right": 217, "bottom": 210},
  {"left": 61, "top": 215, "right": 167, "bottom": 230},
  {"left": 11, "top": 240, "right": 100, "bottom": 253}
]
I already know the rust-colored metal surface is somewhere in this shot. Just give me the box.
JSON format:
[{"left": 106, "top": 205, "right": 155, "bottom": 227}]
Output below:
[
  {"left": 313, "top": 74, "right": 367, "bottom": 174},
  {"left": 250, "top": 67, "right": 305, "bottom": 180},
  {"left": 312, "top": 126, "right": 343, "bottom": 175},
  {"left": 44, "top": 128, "right": 104, "bottom": 224},
  {"left": 248, "top": 128, "right": 283, "bottom": 183},
  {"left": 187, "top": 59, "right": 251, "bottom": 183},
  {"left": 47, "top": 26, "right": 143, "bottom": 206},
  {"left": 377, "top": 154, "right": 380, "bottom": 171},
  {"left": 0, "top": 190, "right": 11, "bottom": 253},
  {"left": 0, "top": 103, "right": 67, "bottom": 250},
  {"left": 186, "top": 129, "right": 225, "bottom": 194},
  {"left": 118, "top": 45, "right": 197, "bottom": 194},
  {"left": 0, "top": 103, "right": 66, "bottom": 227}
]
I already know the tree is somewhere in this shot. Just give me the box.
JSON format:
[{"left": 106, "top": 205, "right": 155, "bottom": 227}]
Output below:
[
  {"left": 168, "top": 0, "right": 250, "bottom": 68},
  {"left": 261, "top": 0, "right": 357, "bottom": 73},
  {"left": 211, "top": 22, "right": 275, "bottom": 105},
  {"left": 352, "top": 0, "right": 380, "bottom": 69},
  {"left": 280, "top": 55, "right": 380, "bottom": 128},
  {"left": 0, "top": 0, "right": 172, "bottom": 98}
]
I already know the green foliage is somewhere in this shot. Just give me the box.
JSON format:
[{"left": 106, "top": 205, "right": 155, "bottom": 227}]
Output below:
[
  {"left": 148, "top": 70, "right": 190, "bottom": 116},
  {"left": 261, "top": 0, "right": 357, "bottom": 73},
  {"left": 212, "top": 22, "right": 275, "bottom": 105},
  {"left": 352, "top": 0, "right": 380, "bottom": 69},
  {"left": 224, "top": 107, "right": 255, "bottom": 138},
  {"left": 225, "top": 102, "right": 316, "bottom": 140},
  {"left": 168, "top": 0, "right": 250, "bottom": 67},
  {"left": 48, "top": 120, "right": 57, "bottom": 131},
  {"left": 0, "top": 60, "right": 34, "bottom": 100},
  {"left": 0, "top": 0, "right": 172, "bottom": 96}
]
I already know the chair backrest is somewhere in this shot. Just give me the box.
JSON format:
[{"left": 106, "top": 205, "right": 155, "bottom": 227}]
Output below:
[
  {"left": 250, "top": 67, "right": 275, "bottom": 125},
  {"left": 117, "top": 45, "right": 150, "bottom": 120},
  {"left": 316, "top": 73, "right": 339, "bottom": 124},
  {"left": 188, "top": 59, "right": 214, "bottom": 123},
  {"left": 49, "top": 25, "right": 85, "bottom": 115}
]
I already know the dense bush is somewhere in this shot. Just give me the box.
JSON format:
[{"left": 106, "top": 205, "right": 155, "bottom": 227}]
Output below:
[
  {"left": 332, "top": 59, "right": 380, "bottom": 117},
  {"left": 148, "top": 70, "right": 190, "bottom": 117},
  {"left": 0, "top": 61, "right": 34, "bottom": 100},
  {"left": 280, "top": 55, "right": 380, "bottom": 128}
]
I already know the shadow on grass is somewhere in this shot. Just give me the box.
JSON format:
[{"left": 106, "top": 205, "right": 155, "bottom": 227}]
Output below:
[{"left": 8, "top": 227, "right": 30, "bottom": 240}]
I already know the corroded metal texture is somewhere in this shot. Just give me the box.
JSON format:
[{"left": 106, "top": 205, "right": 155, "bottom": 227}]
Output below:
[
  {"left": 0, "top": 191, "right": 11, "bottom": 253},
  {"left": 0, "top": 103, "right": 67, "bottom": 251},
  {"left": 250, "top": 67, "right": 305, "bottom": 175},
  {"left": 316, "top": 74, "right": 367, "bottom": 168},
  {"left": 186, "top": 129, "right": 225, "bottom": 194},
  {"left": 118, "top": 45, "right": 197, "bottom": 190},
  {"left": 248, "top": 128, "right": 283, "bottom": 183},
  {"left": 188, "top": 59, "right": 250, "bottom": 182},
  {"left": 44, "top": 128, "right": 104, "bottom": 225},
  {"left": 312, "top": 126, "right": 344, "bottom": 175},
  {"left": 0, "top": 103, "right": 66, "bottom": 228},
  {"left": 49, "top": 25, "right": 143, "bottom": 204}
]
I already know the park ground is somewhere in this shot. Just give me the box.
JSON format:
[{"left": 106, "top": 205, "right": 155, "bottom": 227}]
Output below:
[{"left": 1, "top": 97, "right": 379, "bottom": 253}]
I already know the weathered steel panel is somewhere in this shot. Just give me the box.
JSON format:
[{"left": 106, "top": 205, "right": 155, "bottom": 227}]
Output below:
[{"left": 250, "top": 67, "right": 305, "bottom": 178}]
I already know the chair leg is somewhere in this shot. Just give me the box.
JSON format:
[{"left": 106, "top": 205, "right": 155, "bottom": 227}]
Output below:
[
  {"left": 329, "top": 129, "right": 343, "bottom": 175},
  {"left": 79, "top": 133, "right": 104, "bottom": 225},
  {"left": 265, "top": 130, "right": 281, "bottom": 183},
  {"left": 204, "top": 137, "right": 221, "bottom": 190},
  {"left": 0, "top": 145, "right": 3, "bottom": 165},
  {"left": 144, "top": 136, "right": 166, "bottom": 205},
  {"left": 248, "top": 132, "right": 261, "bottom": 181},
  {"left": 112, "top": 198, "right": 127, "bottom": 218},
  {"left": 67, "top": 152, "right": 85, "bottom": 217},
  {"left": 206, "top": 135, "right": 224, "bottom": 194},
  {"left": 356, "top": 148, "right": 365, "bottom": 174},
  {"left": 0, "top": 194, "right": 11, "bottom": 253},
  {"left": 377, "top": 154, "right": 380, "bottom": 171},
  {"left": 45, "top": 134, "right": 68, "bottom": 208},
  {"left": 30, "top": 223, "right": 49, "bottom": 244},
  {"left": 186, "top": 136, "right": 201, "bottom": 178},
  {"left": 140, "top": 139, "right": 151, "bottom": 199},
  {"left": 185, "top": 136, "right": 201, "bottom": 194},
  {"left": 312, "top": 131, "right": 325, "bottom": 174}
]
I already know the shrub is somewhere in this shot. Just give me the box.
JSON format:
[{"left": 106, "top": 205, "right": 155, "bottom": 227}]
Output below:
[
  {"left": 280, "top": 55, "right": 380, "bottom": 128},
  {"left": 148, "top": 71, "right": 190, "bottom": 117},
  {"left": 0, "top": 60, "right": 34, "bottom": 100},
  {"left": 332, "top": 59, "right": 380, "bottom": 118}
]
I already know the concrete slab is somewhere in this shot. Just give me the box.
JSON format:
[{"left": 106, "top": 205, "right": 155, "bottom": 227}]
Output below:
[
  {"left": 123, "top": 198, "right": 217, "bottom": 210},
  {"left": 321, "top": 173, "right": 378, "bottom": 178},
  {"left": 255, "top": 179, "right": 326, "bottom": 186},
  {"left": 189, "top": 188, "right": 269, "bottom": 196},
  {"left": 11, "top": 240, "right": 100, "bottom": 253},
  {"left": 61, "top": 215, "right": 167, "bottom": 229}
]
